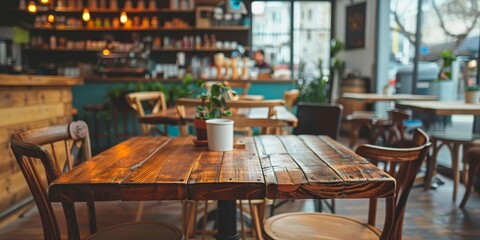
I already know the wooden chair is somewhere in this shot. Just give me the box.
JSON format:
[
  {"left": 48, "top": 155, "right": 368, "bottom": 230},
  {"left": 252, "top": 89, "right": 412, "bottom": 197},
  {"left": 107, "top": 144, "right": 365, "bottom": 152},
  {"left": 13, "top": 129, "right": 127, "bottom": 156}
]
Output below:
[
  {"left": 125, "top": 91, "right": 168, "bottom": 136},
  {"left": 263, "top": 128, "right": 431, "bottom": 240},
  {"left": 10, "top": 121, "right": 183, "bottom": 240},
  {"left": 371, "top": 109, "right": 412, "bottom": 147},
  {"left": 425, "top": 132, "right": 480, "bottom": 200},
  {"left": 460, "top": 146, "right": 480, "bottom": 208},
  {"left": 283, "top": 89, "right": 300, "bottom": 111}
]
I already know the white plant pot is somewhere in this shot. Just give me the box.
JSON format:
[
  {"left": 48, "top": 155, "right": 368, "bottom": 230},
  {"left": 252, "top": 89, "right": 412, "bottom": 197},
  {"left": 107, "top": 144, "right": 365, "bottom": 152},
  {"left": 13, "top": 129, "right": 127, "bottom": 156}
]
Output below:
[
  {"left": 206, "top": 119, "right": 234, "bottom": 151},
  {"left": 427, "top": 81, "right": 454, "bottom": 101},
  {"left": 465, "top": 91, "right": 480, "bottom": 103}
]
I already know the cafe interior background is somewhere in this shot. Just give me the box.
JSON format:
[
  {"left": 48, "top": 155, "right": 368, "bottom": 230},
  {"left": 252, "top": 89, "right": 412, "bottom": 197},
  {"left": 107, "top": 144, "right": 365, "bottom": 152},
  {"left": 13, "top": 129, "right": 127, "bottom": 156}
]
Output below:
[{"left": 0, "top": 0, "right": 479, "bottom": 239}]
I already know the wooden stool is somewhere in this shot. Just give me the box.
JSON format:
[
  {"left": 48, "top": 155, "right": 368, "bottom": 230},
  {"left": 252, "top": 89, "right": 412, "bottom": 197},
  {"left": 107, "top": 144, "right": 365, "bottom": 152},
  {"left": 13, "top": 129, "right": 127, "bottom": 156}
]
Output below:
[
  {"left": 83, "top": 103, "right": 111, "bottom": 151},
  {"left": 425, "top": 133, "right": 480, "bottom": 201}
]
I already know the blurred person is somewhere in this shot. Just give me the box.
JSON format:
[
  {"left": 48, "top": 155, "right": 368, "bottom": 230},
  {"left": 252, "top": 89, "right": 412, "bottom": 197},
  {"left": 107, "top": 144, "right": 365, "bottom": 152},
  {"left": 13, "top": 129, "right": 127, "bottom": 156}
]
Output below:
[{"left": 253, "top": 50, "right": 272, "bottom": 72}]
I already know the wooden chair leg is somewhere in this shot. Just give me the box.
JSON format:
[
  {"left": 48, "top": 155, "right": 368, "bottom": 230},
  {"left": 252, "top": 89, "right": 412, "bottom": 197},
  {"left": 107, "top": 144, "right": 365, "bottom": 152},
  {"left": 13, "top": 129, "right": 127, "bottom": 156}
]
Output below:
[
  {"left": 425, "top": 139, "right": 439, "bottom": 190},
  {"left": 460, "top": 157, "right": 480, "bottom": 208},
  {"left": 249, "top": 200, "right": 264, "bottom": 240},
  {"left": 452, "top": 143, "right": 460, "bottom": 201},
  {"left": 134, "top": 201, "right": 144, "bottom": 222}
]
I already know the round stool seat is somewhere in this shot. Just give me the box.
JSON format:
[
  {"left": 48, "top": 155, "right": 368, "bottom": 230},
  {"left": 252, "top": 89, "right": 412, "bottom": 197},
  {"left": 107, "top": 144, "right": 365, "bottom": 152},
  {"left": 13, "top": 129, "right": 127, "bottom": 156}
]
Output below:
[
  {"left": 86, "top": 222, "right": 183, "bottom": 240},
  {"left": 264, "top": 212, "right": 381, "bottom": 240}
]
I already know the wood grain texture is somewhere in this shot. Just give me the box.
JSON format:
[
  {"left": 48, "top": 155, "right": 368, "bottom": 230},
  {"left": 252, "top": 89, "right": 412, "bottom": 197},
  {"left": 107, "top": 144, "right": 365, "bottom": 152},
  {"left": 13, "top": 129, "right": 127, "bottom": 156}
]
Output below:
[
  {"left": 0, "top": 84, "right": 74, "bottom": 221},
  {"left": 0, "top": 104, "right": 65, "bottom": 127},
  {"left": 0, "top": 74, "right": 83, "bottom": 87},
  {"left": 49, "top": 135, "right": 395, "bottom": 203}
]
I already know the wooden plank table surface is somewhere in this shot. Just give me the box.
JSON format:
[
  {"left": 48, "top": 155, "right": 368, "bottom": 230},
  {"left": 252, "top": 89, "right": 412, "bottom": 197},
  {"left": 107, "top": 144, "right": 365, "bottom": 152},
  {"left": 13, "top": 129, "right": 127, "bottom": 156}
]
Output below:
[
  {"left": 48, "top": 135, "right": 395, "bottom": 239},
  {"left": 343, "top": 93, "right": 437, "bottom": 103},
  {"left": 396, "top": 101, "right": 480, "bottom": 116}
]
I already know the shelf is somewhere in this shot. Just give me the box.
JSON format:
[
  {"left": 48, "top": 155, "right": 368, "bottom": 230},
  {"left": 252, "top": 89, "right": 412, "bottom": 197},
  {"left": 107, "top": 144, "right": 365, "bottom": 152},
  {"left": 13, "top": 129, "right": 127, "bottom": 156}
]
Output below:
[
  {"left": 30, "top": 26, "right": 249, "bottom": 32},
  {"left": 31, "top": 26, "right": 195, "bottom": 31},
  {"left": 196, "top": 26, "right": 249, "bottom": 31},
  {"left": 25, "top": 47, "right": 250, "bottom": 53},
  {"left": 19, "top": 8, "right": 194, "bottom": 14}
]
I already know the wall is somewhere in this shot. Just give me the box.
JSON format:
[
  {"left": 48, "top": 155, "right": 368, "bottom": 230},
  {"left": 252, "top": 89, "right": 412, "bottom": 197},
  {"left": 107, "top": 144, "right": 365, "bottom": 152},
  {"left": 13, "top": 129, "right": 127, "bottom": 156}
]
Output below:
[{"left": 335, "top": 0, "right": 378, "bottom": 92}]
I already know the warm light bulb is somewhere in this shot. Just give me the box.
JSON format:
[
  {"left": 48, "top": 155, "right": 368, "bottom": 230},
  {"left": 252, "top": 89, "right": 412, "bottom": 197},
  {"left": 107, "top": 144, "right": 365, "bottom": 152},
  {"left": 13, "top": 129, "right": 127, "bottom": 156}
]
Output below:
[
  {"left": 27, "top": 1, "right": 37, "bottom": 13},
  {"left": 102, "top": 49, "right": 111, "bottom": 56},
  {"left": 82, "top": 8, "right": 91, "bottom": 22},
  {"left": 120, "top": 11, "right": 128, "bottom": 24},
  {"left": 39, "top": 0, "right": 50, "bottom": 4},
  {"left": 47, "top": 13, "right": 55, "bottom": 23}
]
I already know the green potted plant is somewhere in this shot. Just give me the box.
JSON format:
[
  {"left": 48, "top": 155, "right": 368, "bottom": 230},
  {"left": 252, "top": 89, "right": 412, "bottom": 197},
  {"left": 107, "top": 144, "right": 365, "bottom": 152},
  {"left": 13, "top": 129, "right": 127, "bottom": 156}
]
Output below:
[
  {"left": 465, "top": 85, "right": 480, "bottom": 103},
  {"left": 194, "top": 81, "right": 233, "bottom": 142},
  {"left": 428, "top": 50, "right": 457, "bottom": 101}
]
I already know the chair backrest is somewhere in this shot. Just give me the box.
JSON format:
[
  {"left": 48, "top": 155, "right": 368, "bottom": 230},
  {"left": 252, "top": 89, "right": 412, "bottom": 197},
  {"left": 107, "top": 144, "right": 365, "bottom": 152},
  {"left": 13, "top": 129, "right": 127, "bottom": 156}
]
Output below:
[
  {"left": 10, "top": 121, "right": 93, "bottom": 240},
  {"left": 355, "top": 128, "right": 431, "bottom": 240},
  {"left": 387, "top": 108, "right": 412, "bottom": 146},
  {"left": 293, "top": 102, "right": 343, "bottom": 140},
  {"left": 283, "top": 89, "right": 300, "bottom": 111},
  {"left": 126, "top": 91, "right": 168, "bottom": 117},
  {"left": 126, "top": 92, "right": 168, "bottom": 135}
]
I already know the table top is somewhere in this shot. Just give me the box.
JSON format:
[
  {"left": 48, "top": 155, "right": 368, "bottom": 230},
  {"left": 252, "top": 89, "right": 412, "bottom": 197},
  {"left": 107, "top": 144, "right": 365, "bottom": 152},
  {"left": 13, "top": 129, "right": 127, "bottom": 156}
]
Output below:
[
  {"left": 396, "top": 101, "right": 480, "bottom": 116},
  {"left": 343, "top": 93, "right": 437, "bottom": 103},
  {"left": 48, "top": 135, "right": 395, "bottom": 202},
  {"left": 140, "top": 106, "right": 298, "bottom": 127}
]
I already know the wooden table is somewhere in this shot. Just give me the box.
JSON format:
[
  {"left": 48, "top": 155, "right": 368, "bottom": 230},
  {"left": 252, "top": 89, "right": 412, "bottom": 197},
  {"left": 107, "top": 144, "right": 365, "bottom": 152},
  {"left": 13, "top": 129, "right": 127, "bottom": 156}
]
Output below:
[
  {"left": 396, "top": 101, "right": 480, "bottom": 116},
  {"left": 139, "top": 106, "right": 298, "bottom": 127},
  {"left": 343, "top": 93, "right": 437, "bottom": 103},
  {"left": 48, "top": 135, "right": 395, "bottom": 240}
]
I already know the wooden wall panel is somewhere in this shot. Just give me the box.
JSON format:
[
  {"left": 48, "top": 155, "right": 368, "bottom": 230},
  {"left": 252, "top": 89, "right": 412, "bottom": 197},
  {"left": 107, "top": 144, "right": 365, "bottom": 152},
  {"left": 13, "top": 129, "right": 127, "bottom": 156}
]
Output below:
[{"left": 0, "top": 85, "right": 73, "bottom": 221}]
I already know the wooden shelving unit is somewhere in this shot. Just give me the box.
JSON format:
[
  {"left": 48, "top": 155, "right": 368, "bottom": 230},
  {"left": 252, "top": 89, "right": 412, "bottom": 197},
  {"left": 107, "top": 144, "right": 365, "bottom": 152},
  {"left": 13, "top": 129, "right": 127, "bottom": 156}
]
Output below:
[{"left": 21, "top": 0, "right": 251, "bottom": 70}]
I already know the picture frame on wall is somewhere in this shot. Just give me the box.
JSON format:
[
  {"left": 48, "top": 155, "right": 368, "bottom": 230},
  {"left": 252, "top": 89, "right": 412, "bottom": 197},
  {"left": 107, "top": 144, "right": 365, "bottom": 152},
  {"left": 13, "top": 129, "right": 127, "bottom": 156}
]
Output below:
[{"left": 345, "top": 2, "right": 366, "bottom": 49}]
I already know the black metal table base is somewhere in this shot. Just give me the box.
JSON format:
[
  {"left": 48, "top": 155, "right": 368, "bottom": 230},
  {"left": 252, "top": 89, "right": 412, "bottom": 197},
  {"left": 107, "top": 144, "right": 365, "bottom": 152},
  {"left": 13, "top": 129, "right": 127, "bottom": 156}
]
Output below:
[{"left": 215, "top": 200, "right": 240, "bottom": 240}]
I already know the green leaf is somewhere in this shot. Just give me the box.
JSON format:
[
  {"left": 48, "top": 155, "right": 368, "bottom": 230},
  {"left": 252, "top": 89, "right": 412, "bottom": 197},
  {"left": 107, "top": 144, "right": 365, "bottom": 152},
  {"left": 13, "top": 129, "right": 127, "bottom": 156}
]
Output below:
[
  {"left": 211, "top": 97, "right": 222, "bottom": 107},
  {"left": 211, "top": 84, "right": 221, "bottom": 97},
  {"left": 223, "top": 109, "right": 232, "bottom": 117}
]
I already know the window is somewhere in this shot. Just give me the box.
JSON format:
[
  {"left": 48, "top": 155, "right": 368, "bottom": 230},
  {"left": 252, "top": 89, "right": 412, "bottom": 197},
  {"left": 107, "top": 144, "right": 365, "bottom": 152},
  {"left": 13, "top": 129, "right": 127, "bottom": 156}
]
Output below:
[{"left": 252, "top": 1, "right": 332, "bottom": 78}]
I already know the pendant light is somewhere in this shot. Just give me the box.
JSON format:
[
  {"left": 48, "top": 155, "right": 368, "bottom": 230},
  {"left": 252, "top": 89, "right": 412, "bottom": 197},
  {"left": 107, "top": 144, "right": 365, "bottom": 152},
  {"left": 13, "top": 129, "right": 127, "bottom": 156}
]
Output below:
[
  {"left": 82, "top": 8, "right": 91, "bottom": 22},
  {"left": 120, "top": 11, "right": 128, "bottom": 24},
  {"left": 39, "top": 0, "right": 51, "bottom": 4},
  {"left": 27, "top": 1, "right": 37, "bottom": 13}
]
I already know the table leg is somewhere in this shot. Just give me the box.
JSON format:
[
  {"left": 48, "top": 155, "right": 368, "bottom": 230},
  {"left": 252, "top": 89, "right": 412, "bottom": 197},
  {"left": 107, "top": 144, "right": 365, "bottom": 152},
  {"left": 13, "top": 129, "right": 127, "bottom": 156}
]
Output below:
[{"left": 216, "top": 200, "right": 239, "bottom": 240}]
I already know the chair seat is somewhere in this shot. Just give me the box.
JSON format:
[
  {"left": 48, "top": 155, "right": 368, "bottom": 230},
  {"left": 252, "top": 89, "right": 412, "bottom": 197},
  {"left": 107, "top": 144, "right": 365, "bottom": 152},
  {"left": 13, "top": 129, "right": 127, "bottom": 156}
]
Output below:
[
  {"left": 264, "top": 212, "right": 381, "bottom": 240},
  {"left": 86, "top": 222, "right": 183, "bottom": 240}
]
